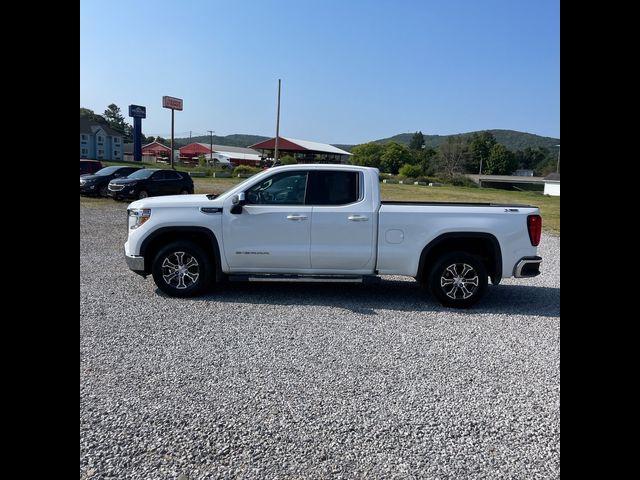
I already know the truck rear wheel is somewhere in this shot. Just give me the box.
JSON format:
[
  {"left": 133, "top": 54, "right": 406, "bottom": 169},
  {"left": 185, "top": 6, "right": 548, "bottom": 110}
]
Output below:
[
  {"left": 151, "top": 241, "right": 211, "bottom": 297},
  {"left": 428, "top": 251, "right": 487, "bottom": 308}
]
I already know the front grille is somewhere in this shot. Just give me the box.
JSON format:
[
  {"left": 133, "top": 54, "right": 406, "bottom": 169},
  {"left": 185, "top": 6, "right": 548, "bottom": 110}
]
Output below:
[{"left": 108, "top": 184, "right": 125, "bottom": 191}]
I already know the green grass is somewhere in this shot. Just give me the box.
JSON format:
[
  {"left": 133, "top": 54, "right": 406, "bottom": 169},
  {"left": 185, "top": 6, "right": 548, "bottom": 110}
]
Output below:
[
  {"left": 84, "top": 171, "right": 560, "bottom": 234},
  {"left": 193, "top": 177, "right": 243, "bottom": 195},
  {"left": 380, "top": 183, "right": 559, "bottom": 234}
]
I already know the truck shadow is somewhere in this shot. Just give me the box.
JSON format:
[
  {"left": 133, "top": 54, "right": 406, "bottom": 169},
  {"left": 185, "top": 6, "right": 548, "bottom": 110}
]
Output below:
[{"left": 185, "top": 278, "right": 560, "bottom": 317}]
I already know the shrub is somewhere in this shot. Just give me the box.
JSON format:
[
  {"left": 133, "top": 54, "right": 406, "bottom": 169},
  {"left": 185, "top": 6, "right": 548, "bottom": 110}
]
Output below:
[
  {"left": 233, "top": 165, "right": 262, "bottom": 176},
  {"left": 415, "top": 176, "right": 435, "bottom": 184},
  {"left": 448, "top": 175, "right": 478, "bottom": 188},
  {"left": 279, "top": 155, "right": 297, "bottom": 165},
  {"left": 398, "top": 163, "right": 423, "bottom": 179},
  {"left": 379, "top": 173, "right": 395, "bottom": 182}
]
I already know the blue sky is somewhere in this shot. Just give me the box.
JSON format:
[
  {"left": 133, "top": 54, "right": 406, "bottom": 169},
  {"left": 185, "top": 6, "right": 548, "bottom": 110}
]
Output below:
[{"left": 80, "top": 0, "right": 559, "bottom": 144}]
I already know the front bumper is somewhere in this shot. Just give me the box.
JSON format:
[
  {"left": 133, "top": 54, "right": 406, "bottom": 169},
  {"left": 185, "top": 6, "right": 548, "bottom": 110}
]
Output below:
[
  {"left": 513, "top": 256, "right": 542, "bottom": 278},
  {"left": 125, "top": 253, "right": 146, "bottom": 276},
  {"left": 108, "top": 188, "right": 139, "bottom": 200},
  {"left": 79, "top": 184, "right": 99, "bottom": 195}
]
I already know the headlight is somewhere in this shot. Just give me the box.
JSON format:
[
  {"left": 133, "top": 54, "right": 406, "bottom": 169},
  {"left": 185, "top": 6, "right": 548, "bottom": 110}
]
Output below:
[{"left": 127, "top": 208, "right": 151, "bottom": 230}]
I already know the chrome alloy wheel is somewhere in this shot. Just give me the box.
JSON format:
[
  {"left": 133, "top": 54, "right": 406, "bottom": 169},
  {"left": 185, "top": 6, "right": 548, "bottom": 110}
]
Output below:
[
  {"left": 161, "top": 251, "right": 200, "bottom": 289},
  {"left": 440, "top": 263, "right": 479, "bottom": 300}
]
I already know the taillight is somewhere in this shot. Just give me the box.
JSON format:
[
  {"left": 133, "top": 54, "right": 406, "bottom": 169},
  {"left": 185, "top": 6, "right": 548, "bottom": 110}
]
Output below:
[{"left": 527, "top": 214, "right": 542, "bottom": 246}]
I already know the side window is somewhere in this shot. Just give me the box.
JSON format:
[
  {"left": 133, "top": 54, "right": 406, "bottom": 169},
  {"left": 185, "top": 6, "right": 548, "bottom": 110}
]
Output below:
[
  {"left": 165, "top": 171, "right": 181, "bottom": 180},
  {"left": 307, "top": 171, "right": 360, "bottom": 205},
  {"left": 246, "top": 171, "right": 308, "bottom": 205},
  {"left": 152, "top": 171, "right": 166, "bottom": 180}
]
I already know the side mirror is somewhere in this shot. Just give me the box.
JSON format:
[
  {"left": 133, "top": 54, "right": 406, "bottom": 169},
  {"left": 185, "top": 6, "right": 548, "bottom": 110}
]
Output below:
[
  {"left": 231, "top": 192, "right": 245, "bottom": 205},
  {"left": 230, "top": 192, "right": 245, "bottom": 214}
]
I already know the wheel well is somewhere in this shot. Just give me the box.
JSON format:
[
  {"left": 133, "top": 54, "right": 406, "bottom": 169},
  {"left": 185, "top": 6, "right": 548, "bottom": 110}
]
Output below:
[
  {"left": 416, "top": 234, "right": 502, "bottom": 284},
  {"left": 140, "top": 228, "right": 223, "bottom": 280}
]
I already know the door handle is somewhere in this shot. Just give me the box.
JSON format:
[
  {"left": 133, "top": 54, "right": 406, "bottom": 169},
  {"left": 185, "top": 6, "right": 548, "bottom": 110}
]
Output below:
[
  {"left": 348, "top": 215, "right": 369, "bottom": 222},
  {"left": 286, "top": 215, "right": 308, "bottom": 221}
]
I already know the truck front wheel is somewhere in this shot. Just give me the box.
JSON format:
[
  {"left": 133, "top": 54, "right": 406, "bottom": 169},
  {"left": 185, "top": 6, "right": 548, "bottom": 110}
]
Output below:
[
  {"left": 428, "top": 251, "right": 488, "bottom": 308},
  {"left": 151, "top": 241, "right": 211, "bottom": 297}
]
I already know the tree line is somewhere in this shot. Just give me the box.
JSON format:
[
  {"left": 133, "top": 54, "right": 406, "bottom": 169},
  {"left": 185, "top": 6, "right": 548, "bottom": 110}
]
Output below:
[
  {"left": 81, "top": 104, "right": 165, "bottom": 145},
  {"left": 80, "top": 104, "right": 231, "bottom": 147},
  {"left": 80, "top": 105, "right": 558, "bottom": 176},
  {"left": 350, "top": 131, "right": 559, "bottom": 177},
  {"left": 80, "top": 105, "right": 135, "bottom": 141}
]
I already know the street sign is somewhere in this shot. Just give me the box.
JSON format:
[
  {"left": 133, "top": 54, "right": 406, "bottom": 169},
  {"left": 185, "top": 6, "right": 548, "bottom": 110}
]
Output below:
[
  {"left": 162, "top": 96, "right": 183, "bottom": 111},
  {"left": 128, "top": 105, "right": 146, "bottom": 118}
]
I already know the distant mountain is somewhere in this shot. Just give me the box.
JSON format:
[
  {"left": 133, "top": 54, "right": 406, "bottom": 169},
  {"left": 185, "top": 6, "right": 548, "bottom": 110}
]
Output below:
[
  {"left": 364, "top": 129, "right": 560, "bottom": 152},
  {"left": 170, "top": 129, "right": 559, "bottom": 152},
  {"left": 172, "top": 134, "right": 270, "bottom": 148}
]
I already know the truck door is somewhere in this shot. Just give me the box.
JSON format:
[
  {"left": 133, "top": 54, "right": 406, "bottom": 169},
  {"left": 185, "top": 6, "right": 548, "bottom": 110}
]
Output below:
[
  {"left": 307, "top": 170, "right": 376, "bottom": 271},
  {"left": 222, "top": 170, "right": 312, "bottom": 271}
]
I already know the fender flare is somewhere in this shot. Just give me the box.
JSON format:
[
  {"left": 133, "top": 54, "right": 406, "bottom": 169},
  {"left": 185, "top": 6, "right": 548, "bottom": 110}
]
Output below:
[
  {"left": 417, "top": 232, "right": 502, "bottom": 284},
  {"left": 139, "top": 226, "right": 224, "bottom": 281}
]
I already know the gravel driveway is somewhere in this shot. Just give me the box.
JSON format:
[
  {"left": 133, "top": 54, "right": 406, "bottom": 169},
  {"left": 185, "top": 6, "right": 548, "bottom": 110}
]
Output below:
[{"left": 80, "top": 201, "right": 560, "bottom": 480}]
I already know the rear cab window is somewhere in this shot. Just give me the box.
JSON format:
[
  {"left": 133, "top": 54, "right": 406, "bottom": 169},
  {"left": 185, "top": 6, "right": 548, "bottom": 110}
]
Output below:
[{"left": 306, "top": 171, "right": 361, "bottom": 205}]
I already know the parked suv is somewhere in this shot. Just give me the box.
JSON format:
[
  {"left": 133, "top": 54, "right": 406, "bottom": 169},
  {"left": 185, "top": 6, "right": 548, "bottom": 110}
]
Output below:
[
  {"left": 107, "top": 168, "right": 194, "bottom": 200},
  {"left": 80, "top": 159, "right": 102, "bottom": 176},
  {"left": 80, "top": 165, "right": 143, "bottom": 196}
]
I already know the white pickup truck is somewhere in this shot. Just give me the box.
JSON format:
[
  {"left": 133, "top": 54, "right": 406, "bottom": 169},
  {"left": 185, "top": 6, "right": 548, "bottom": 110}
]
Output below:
[{"left": 124, "top": 165, "right": 542, "bottom": 308}]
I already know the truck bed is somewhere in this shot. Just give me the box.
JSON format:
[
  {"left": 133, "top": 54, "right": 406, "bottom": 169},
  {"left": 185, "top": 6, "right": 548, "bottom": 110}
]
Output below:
[{"left": 381, "top": 201, "right": 536, "bottom": 208}]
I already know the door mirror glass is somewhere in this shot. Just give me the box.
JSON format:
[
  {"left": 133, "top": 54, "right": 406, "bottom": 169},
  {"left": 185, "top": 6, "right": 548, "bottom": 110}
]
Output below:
[
  {"left": 231, "top": 192, "right": 245, "bottom": 214},
  {"left": 232, "top": 192, "right": 245, "bottom": 206}
]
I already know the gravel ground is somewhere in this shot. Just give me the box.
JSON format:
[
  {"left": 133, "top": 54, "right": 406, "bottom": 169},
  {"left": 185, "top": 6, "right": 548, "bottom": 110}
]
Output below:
[{"left": 80, "top": 201, "right": 560, "bottom": 480}]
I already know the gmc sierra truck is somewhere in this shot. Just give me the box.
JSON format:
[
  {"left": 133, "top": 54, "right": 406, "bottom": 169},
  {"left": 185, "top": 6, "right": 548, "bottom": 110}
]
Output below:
[{"left": 124, "top": 165, "right": 542, "bottom": 308}]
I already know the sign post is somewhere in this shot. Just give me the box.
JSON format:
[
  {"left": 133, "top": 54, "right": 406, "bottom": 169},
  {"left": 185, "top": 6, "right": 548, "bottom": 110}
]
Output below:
[
  {"left": 162, "top": 96, "right": 183, "bottom": 169},
  {"left": 128, "top": 105, "right": 146, "bottom": 162}
]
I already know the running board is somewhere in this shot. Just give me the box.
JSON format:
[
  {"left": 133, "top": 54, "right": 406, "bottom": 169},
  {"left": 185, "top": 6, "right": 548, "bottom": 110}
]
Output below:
[{"left": 228, "top": 274, "right": 380, "bottom": 284}]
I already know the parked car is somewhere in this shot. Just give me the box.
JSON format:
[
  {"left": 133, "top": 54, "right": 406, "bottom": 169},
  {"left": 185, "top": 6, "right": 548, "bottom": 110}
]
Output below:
[
  {"left": 107, "top": 168, "right": 194, "bottom": 200},
  {"left": 80, "top": 165, "right": 143, "bottom": 196},
  {"left": 80, "top": 159, "right": 103, "bottom": 176}
]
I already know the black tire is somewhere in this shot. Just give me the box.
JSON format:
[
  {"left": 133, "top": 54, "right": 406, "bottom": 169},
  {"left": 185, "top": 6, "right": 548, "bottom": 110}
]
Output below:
[
  {"left": 151, "top": 241, "right": 211, "bottom": 297},
  {"left": 138, "top": 190, "right": 149, "bottom": 199},
  {"left": 428, "top": 251, "right": 488, "bottom": 308},
  {"left": 99, "top": 185, "right": 108, "bottom": 197}
]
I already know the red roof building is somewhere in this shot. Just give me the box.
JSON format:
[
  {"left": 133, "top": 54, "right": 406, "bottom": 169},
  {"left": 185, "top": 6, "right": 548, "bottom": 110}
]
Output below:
[
  {"left": 178, "top": 143, "right": 262, "bottom": 166},
  {"left": 141, "top": 141, "right": 171, "bottom": 157},
  {"left": 249, "top": 137, "right": 351, "bottom": 164},
  {"left": 178, "top": 143, "right": 212, "bottom": 157}
]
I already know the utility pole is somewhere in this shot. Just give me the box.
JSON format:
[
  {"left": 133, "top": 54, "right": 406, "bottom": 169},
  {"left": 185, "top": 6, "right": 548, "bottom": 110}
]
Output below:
[
  {"left": 170, "top": 109, "right": 175, "bottom": 169},
  {"left": 274, "top": 79, "right": 281, "bottom": 164},
  {"left": 189, "top": 131, "right": 192, "bottom": 142},
  {"left": 161, "top": 96, "right": 183, "bottom": 169},
  {"left": 208, "top": 130, "right": 214, "bottom": 166}
]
